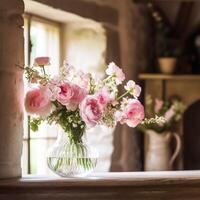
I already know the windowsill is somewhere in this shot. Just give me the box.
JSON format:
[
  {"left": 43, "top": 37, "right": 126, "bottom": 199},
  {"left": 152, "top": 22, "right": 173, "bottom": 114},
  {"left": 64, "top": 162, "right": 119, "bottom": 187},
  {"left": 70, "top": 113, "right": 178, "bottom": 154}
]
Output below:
[
  {"left": 1, "top": 171, "right": 200, "bottom": 199},
  {"left": 1, "top": 170, "right": 200, "bottom": 187}
]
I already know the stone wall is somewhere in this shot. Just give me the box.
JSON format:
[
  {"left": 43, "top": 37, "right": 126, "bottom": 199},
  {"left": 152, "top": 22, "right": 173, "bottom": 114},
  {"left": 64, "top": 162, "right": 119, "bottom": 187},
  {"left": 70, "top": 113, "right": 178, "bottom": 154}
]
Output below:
[{"left": 0, "top": 0, "right": 24, "bottom": 178}]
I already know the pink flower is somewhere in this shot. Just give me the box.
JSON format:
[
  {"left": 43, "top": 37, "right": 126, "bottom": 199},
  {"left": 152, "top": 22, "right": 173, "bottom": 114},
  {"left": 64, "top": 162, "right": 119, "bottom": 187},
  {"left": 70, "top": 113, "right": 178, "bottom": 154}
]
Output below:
[
  {"left": 67, "top": 84, "right": 87, "bottom": 110},
  {"left": 30, "top": 76, "right": 38, "bottom": 84},
  {"left": 30, "top": 72, "right": 40, "bottom": 83},
  {"left": 34, "top": 57, "right": 50, "bottom": 66},
  {"left": 124, "top": 80, "right": 141, "bottom": 99},
  {"left": 47, "top": 77, "right": 62, "bottom": 101},
  {"left": 25, "top": 87, "right": 52, "bottom": 117},
  {"left": 154, "top": 99, "right": 163, "bottom": 113},
  {"left": 63, "top": 61, "right": 75, "bottom": 73},
  {"left": 62, "top": 61, "right": 75, "bottom": 79},
  {"left": 76, "top": 71, "right": 91, "bottom": 89},
  {"left": 79, "top": 96, "right": 102, "bottom": 127},
  {"left": 116, "top": 99, "right": 144, "bottom": 128},
  {"left": 111, "top": 100, "right": 119, "bottom": 106},
  {"left": 164, "top": 106, "right": 174, "bottom": 121},
  {"left": 95, "top": 87, "right": 114, "bottom": 108},
  {"left": 56, "top": 82, "right": 87, "bottom": 111},
  {"left": 56, "top": 82, "right": 74, "bottom": 105},
  {"left": 106, "top": 62, "right": 125, "bottom": 85}
]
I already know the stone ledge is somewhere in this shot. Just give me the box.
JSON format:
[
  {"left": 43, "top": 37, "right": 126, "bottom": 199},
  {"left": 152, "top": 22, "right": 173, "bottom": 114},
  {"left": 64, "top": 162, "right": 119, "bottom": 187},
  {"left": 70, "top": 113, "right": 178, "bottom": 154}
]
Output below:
[{"left": 1, "top": 171, "right": 200, "bottom": 187}]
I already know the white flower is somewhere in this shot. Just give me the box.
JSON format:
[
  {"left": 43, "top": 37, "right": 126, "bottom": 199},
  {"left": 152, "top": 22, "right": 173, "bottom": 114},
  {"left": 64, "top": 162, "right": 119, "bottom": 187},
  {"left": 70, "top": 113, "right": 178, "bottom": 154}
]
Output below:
[
  {"left": 106, "top": 62, "right": 125, "bottom": 85},
  {"left": 61, "top": 61, "right": 76, "bottom": 80},
  {"left": 124, "top": 80, "right": 141, "bottom": 99},
  {"left": 48, "top": 85, "right": 61, "bottom": 101},
  {"left": 120, "top": 98, "right": 129, "bottom": 110}
]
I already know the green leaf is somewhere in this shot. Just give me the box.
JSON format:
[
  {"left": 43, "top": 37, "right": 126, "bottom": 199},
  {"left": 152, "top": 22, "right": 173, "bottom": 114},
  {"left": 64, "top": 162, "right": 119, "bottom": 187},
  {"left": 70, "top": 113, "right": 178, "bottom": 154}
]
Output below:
[
  {"left": 30, "top": 122, "right": 38, "bottom": 132},
  {"left": 29, "top": 117, "right": 43, "bottom": 132}
]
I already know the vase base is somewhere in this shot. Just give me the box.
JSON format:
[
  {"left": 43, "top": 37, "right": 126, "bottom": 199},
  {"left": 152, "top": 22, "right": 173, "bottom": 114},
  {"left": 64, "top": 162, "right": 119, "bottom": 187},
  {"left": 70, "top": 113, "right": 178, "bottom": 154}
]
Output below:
[
  {"left": 54, "top": 171, "right": 93, "bottom": 178},
  {"left": 47, "top": 157, "right": 97, "bottom": 178}
]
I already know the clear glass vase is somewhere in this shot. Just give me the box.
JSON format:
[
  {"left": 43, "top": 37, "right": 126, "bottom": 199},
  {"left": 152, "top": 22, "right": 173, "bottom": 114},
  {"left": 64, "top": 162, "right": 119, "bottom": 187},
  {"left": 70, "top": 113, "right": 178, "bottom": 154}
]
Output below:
[{"left": 47, "top": 130, "right": 98, "bottom": 177}]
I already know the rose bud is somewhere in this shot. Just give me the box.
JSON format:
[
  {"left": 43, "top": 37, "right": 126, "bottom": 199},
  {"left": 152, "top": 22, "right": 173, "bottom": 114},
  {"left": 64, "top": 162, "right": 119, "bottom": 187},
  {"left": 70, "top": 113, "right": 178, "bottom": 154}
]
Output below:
[{"left": 34, "top": 57, "right": 50, "bottom": 67}]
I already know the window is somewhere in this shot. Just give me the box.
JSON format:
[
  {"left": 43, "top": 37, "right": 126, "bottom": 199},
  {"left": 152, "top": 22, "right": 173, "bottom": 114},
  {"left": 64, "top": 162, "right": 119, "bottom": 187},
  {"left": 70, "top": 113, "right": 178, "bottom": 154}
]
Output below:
[
  {"left": 65, "top": 23, "right": 106, "bottom": 77},
  {"left": 22, "top": 15, "right": 61, "bottom": 175}
]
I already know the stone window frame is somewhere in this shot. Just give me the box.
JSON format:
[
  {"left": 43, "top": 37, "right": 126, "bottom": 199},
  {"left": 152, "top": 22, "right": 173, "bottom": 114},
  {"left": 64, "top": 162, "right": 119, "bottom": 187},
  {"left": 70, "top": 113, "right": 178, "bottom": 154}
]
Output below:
[{"left": 23, "top": 13, "right": 61, "bottom": 175}]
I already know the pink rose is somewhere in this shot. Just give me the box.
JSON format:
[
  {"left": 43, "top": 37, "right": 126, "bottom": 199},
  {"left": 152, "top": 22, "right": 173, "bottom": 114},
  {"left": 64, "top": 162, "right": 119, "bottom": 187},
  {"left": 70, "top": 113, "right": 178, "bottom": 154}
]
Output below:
[
  {"left": 116, "top": 99, "right": 144, "bottom": 128},
  {"left": 56, "top": 82, "right": 74, "bottom": 105},
  {"left": 79, "top": 96, "right": 102, "bottom": 127},
  {"left": 34, "top": 57, "right": 50, "bottom": 66},
  {"left": 56, "top": 82, "right": 87, "bottom": 110},
  {"left": 67, "top": 84, "right": 87, "bottom": 111},
  {"left": 25, "top": 87, "right": 52, "bottom": 117},
  {"left": 154, "top": 99, "right": 163, "bottom": 113}
]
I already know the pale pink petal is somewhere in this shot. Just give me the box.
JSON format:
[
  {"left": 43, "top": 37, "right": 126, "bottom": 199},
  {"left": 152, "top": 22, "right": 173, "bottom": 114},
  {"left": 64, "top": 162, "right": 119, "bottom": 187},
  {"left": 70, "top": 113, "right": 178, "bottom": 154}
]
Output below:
[{"left": 34, "top": 57, "right": 50, "bottom": 66}]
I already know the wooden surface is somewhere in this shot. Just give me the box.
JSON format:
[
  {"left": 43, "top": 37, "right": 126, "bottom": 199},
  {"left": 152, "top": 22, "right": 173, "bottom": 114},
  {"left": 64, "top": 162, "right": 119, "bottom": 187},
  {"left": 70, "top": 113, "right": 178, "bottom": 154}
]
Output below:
[
  {"left": 1, "top": 171, "right": 200, "bottom": 199},
  {"left": 139, "top": 73, "right": 200, "bottom": 80}
]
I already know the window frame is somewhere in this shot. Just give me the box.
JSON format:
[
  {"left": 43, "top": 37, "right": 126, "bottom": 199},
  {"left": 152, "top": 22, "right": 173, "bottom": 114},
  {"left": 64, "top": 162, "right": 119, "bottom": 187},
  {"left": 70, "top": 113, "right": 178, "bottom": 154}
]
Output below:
[{"left": 23, "top": 13, "right": 62, "bottom": 174}]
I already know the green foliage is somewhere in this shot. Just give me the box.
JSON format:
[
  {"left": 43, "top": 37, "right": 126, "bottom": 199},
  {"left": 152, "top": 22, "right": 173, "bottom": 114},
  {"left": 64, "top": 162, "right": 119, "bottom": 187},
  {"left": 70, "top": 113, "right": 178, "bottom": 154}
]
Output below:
[
  {"left": 29, "top": 100, "right": 86, "bottom": 144},
  {"left": 30, "top": 117, "right": 43, "bottom": 132},
  {"left": 138, "top": 116, "right": 166, "bottom": 133},
  {"left": 47, "top": 101, "right": 86, "bottom": 144},
  {"left": 142, "top": 96, "right": 185, "bottom": 133},
  {"left": 17, "top": 64, "right": 50, "bottom": 84}
]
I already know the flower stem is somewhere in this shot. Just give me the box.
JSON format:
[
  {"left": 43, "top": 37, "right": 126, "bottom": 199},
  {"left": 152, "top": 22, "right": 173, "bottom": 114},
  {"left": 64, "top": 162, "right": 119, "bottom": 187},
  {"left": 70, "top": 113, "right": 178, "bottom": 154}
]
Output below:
[
  {"left": 117, "top": 90, "right": 130, "bottom": 101},
  {"left": 103, "top": 74, "right": 115, "bottom": 83},
  {"left": 42, "top": 66, "right": 46, "bottom": 75}
]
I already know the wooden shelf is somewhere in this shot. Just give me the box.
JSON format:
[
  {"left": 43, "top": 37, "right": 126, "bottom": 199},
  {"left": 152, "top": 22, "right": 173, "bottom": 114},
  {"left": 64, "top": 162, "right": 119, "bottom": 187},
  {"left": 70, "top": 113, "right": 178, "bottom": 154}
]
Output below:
[{"left": 139, "top": 73, "right": 200, "bottom": 81}]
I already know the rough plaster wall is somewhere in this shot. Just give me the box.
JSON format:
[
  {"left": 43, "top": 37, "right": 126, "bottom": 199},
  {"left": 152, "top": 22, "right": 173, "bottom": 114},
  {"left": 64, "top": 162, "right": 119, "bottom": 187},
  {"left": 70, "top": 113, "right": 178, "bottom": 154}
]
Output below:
[{"left": 63, "top": 22, "right": 106, "bottom": 75}]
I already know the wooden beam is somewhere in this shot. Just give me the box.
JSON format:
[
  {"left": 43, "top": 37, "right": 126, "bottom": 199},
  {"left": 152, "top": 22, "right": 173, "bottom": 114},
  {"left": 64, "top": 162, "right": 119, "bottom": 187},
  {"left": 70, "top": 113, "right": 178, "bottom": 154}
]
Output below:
[
  {"left": 33, "top": 0, "right": 119, "bottom": 25},
  {"left": 174, "top": 2, "right": 194, "bottom": 38}
]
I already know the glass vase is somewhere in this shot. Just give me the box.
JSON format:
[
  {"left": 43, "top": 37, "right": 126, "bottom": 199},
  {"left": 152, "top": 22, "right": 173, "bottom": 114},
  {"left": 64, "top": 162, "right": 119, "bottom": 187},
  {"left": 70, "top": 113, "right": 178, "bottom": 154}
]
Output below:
[{"left": 47, "top": 130, "right": 98, "bottom": 177}]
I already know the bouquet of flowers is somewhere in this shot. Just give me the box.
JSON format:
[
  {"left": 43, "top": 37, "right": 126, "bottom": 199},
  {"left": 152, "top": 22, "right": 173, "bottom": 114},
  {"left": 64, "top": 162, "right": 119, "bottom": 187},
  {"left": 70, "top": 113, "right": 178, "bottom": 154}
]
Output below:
[
  {"left": 139, "top": 95, "right": 185, "bottom": 133},
  {"left": 22, "top": 57, "right": 145, "bottom": 177},
  {"left": 24, "top": 57, "right": 144, "bottom": 140}
]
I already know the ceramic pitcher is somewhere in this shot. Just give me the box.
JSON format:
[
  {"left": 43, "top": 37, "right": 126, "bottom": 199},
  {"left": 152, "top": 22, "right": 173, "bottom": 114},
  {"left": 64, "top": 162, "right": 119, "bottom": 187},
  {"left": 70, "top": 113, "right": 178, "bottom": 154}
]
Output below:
[{"left": 144, "top": 130, "right": 181, "bottom": 171}]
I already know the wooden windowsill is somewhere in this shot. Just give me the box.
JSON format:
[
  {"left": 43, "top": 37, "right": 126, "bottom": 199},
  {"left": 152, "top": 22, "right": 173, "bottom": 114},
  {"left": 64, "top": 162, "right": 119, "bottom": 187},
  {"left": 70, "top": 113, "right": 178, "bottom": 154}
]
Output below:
[
  {"left": 1, "top": 170, "right": 200, "bottom": 187},
  {"left": 1, "top": 171, "right": 200, "bottom": 199}
]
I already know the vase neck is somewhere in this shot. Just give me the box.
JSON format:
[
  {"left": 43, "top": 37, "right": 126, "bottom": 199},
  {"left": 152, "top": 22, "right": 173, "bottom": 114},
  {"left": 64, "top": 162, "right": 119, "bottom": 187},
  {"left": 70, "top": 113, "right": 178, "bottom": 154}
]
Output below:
[{"left": 57, "top": 129, "right": 84, "bottom": 145}]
